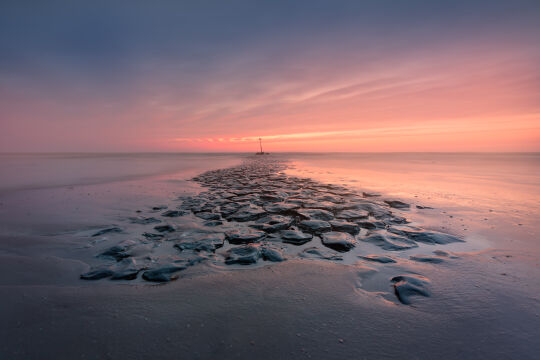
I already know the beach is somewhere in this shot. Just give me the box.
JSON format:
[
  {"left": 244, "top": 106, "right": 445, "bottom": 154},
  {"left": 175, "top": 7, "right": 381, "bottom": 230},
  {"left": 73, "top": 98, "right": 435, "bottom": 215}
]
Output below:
[{"left": 0, "top": 152, "right": 539, "bottom": 359}]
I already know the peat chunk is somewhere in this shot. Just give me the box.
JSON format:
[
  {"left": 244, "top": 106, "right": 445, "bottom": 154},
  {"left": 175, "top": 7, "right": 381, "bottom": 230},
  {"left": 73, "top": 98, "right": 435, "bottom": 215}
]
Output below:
[
  {"left": 142, "top": 265, "right": 187, "bottom": 282},
  {"left": 384, "top": 200, "right": 410, "bottom": 209},
  {"left": 80, "top": 269, "right": 113, "bottom": 280},
  {"left": 329, "top": 220, "right": 360, "bottom": 235},
  {"left": 261, "top": 247, "right": 284, "bottom": 262},
  {"left": 321, "top": 232, "right": 356, "bottom": 252},
  {"left": 225, "top": 246, "right": 260, "bottom": 265},
  {"left": 299, "top": 220, "right": 332, "bottom": 234},
  {"left": 226, "top": 229, "right": 266, "bottom": 244},
  {"left": 154, "top": 225, "right": 175, "bottom": 233},
  {"left": 280, "top": 229, "right": 313, "bottom": 245},
  {"left": 92, "top": 227, "right": 122, "bottom": 237},
  {"left": 391, "top": 275, "right": 431, "bottom": 305}
]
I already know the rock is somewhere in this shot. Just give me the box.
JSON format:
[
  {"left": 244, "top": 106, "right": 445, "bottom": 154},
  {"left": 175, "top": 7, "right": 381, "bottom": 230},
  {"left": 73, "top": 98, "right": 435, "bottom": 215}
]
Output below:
[
  {"left": 362, "top": 192, "right": 380, "bottom": 197},
  {"left": 203, "top": 220, "right": 223, "bottom": 227},
  {"left": 259, "top": 194, "right": 284, "bottom": 202},
  {"left": 250, "top": 215, "right": 293, "bottom": 232},
  {"left": 336, "top": 209, "right": 369, "bottom": 220},
  {"left": 226, "top": 228, "right": 266, "bottom": 244},
  {"left": 92, "top": 227, "right": 122, "bottom": 237},
  {"left": 154, "top": 224, "right": 175, "bottom": 233},
  {"left": 391, "top": 275, "right": 431, "bottom": 305},
  {"left": 416, "top": 205, "right": 434, "bottom": 209},
  {"left": 362, "top": 234, "right": 418, "bottom": 251},
  {"left": 433, "top": 250, "right": 459, "bottom": 259},
  {"left": 316, "top": 194, "right": 343, "bottom": 203},
  {"left": 174, "top": 233, "right": 225, "bottom": 252},
  {"left": 299, "top": 200, "right": 341, "bottom": 212},
  {"left": 321, "top": 232, "right": 356, "bottom": 252},
  {"left": 260, "top": 247, "right": 284, "bottom": 262},
  {"left": 162, "top": 210, "right": 185, "bottom": 217},
  {"left": 329, "top": 220, "right": 360, "bottom": 234},
  {"left": 129, "top": 217, "right": 161, "bottom": 225},
  {"left": 263, "top": 202, "right": 300, "bottom": 214},
  {"left": 142, "top": 232, "right": 165, "bottom": 240},
  {"left": 80, "top": 269, "right": 113, "bottom": 280},
  {"left": 111, "top": 258, "right": 143, "bottom": 278},
  {"left": 409, "top": 254, "right": 446, "bottom": 263},
  {"left": 227, "top": 205, "right": 266, "bottom": 222},
  {"left": 98, "top": 246, "right": 130, "bottom": 261},
  {"left": 357, "top": 221, "right": 379, "bottom": 230},
  {"left": 220, "top": 202, "right": 247, "bottom": 217},
  {"left": 225, "top": 246, "right": 260, "bottom": 265},
  {"left": 280, "top": 229, "right": 313, "bottom": 245},
  {"left": 295, "top": 209, "right": 334, "bottom": 221},
  {"left": 110, "top": 268, "right": 141, "bottom": 280},
  {"left": 384, "top": 200, "right": 410, "bottom": 209},
  {"left": 359, "top": 255, "right": 397, "bottom": 263},
  {"left": 152, "top": 205, "right": 168, "bottom": 211},
  {"left": 299, "top": 220, "right": 332, "bottom": 234},
  {"left": 300, "top": 247, "right": 343, "bottom": 261},
  {"left": 195, "top": 212, "right": 221, "bottom": 221},
  {"left": 387, "top": 228, "right": 463, "bottom": 244},
  {"left": 384, "top": 216, "right": 409, "bottom": 225},
  {"left": 142, "top": 264, "right": 187, "bottom": 282}
]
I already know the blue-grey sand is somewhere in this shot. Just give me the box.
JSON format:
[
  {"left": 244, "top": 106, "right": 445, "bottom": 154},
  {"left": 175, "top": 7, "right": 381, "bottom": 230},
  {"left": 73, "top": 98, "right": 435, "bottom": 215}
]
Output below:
[{"left": 0, "top": 153, "right": 539, "bottom": 359}]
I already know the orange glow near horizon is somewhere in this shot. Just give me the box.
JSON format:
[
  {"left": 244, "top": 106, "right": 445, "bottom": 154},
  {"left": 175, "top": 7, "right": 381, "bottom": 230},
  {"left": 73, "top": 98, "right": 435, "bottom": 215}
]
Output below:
[{"left": 1, "top": 38, "right": 539, "bottom": 152}]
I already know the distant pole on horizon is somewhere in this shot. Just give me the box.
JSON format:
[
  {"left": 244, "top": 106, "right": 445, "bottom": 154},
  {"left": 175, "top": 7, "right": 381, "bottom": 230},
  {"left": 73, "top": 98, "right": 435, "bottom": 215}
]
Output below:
[{"left": 259, "top": 137, "right": 263, "bottom": 153}]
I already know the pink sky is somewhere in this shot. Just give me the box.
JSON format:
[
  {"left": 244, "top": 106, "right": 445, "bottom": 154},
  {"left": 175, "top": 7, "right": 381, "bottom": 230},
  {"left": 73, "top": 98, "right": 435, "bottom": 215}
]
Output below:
[{"left": 1, "top": 2, "right": 539, "bottom": 152}]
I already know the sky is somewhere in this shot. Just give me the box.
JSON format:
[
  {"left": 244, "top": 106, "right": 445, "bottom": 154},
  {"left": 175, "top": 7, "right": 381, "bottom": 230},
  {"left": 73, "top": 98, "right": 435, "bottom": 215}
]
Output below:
[{"left": 1, "top": 0, "right": 539, "bottom": 152}]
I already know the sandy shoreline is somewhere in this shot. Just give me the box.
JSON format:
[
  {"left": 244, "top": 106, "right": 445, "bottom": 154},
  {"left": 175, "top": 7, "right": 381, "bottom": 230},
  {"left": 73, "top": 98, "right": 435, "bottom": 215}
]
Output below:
[{"left": 1, "top": 154, "right": 539, "bottom": 359}]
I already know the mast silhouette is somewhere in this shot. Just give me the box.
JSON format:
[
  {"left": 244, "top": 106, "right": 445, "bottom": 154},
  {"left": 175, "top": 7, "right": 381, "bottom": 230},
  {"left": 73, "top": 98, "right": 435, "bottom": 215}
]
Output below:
[{"left": 256, "top": 137, "right": 266, "bottom": 155}]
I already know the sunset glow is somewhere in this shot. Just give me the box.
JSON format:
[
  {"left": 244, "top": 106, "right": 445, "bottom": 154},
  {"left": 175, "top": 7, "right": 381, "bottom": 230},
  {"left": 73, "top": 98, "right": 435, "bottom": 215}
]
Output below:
[{"left": 1, "top": 1, "right": 539, "bottom": 152}]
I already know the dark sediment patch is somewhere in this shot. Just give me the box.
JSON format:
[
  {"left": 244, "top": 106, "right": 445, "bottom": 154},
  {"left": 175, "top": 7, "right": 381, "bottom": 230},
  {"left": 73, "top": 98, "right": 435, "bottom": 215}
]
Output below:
[
  {"left": 336, "top": 209, "right": 369, "bottom": 221},
  {"left": 226, "top": 229, "right": 266, "bottom": 244},
  {"left": 321, "top": 232, "right": 356, "bottom": 252},
  {"left": 362, "top": 192, "right": 380, "bottom": 197},
  {"left": 129, "top": 217, "right": 161, "bottom": 225},
  {"left": 98, "top": 245, "right": 130, "bottom": 261},
  {"left": 260, "top": 247, "right": 285, "bottom": 262},
  {"left": 142, "top": 232, "right": 164, "bottom": 240},
  {"left": 329, "top": 220, "right": 360, "bottom": 235},
  {"left": 296, "top": 208, "right": 334, "bottom": 221},
  {"left": 280, "top": 229, "right": 313, "bottom": 245},
  {"left": 225, "top": 246, "right": 260, "bottom": 265},
  {"left": 227, "top": 204, "right": 266, "bottom": 222},
  {"left": 409, "top": 254, "right": 446, "bottom": 264},
  {"left": 391, "top": 275, "right": 432, "bottom": 305},
  {"left": 384, "top": 200, "right": 410, "bottom": 209},
  {"left": 388, "top": 227, "right": 463, "bottom": 245},
  {"left": 263, "top": 202, "right": 300, "bottom": 214},
  {"left": 154, "top": 224, "right": 175, "bottom": 233},
  {"left": 174, "top": 233, "right": 225, "bottom": 252},
  {"left": 359, "top": 255, "right": 397, "bottom": 263},
  {"left": 80, "top": 269, "right": 113, "bottom": 280},
  {"left": 250, "top": 215, "right": 293, "bottom": 233},
  {"left": 300, "top": 247, "right": 343, "bottom": 261},
  {"left": 91, "top": 227, "right": 122, "bottom": 237},
  {"left": 162, "top": 210, "right": 186, "bottom": 218},
  {"left": 362, "top": 234, "right": 418, "bottom": 251},
  {"left": 194, "top": 212, "right": 221, "bottom": 221},
  {"left": 299, "top": 220, "right": 332, "bottom": 234},
  {"left": 142, "top": 264, "right": 187, "bottom": 282}
]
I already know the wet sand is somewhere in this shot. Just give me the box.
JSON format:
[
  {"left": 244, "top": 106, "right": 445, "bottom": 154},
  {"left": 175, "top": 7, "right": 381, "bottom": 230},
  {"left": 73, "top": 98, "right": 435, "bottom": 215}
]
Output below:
[{"left": 1, "top": 153, "right": 539, "bottom": 359}]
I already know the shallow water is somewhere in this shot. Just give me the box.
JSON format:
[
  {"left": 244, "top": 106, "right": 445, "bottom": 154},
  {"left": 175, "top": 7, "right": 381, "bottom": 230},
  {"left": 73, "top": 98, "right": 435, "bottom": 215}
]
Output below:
[
  {"left": 0, "top": 152, "right": 539, "bottom": 359},
  {"left": 285, "top": 152, "right": 540, "bottom": 253}
]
